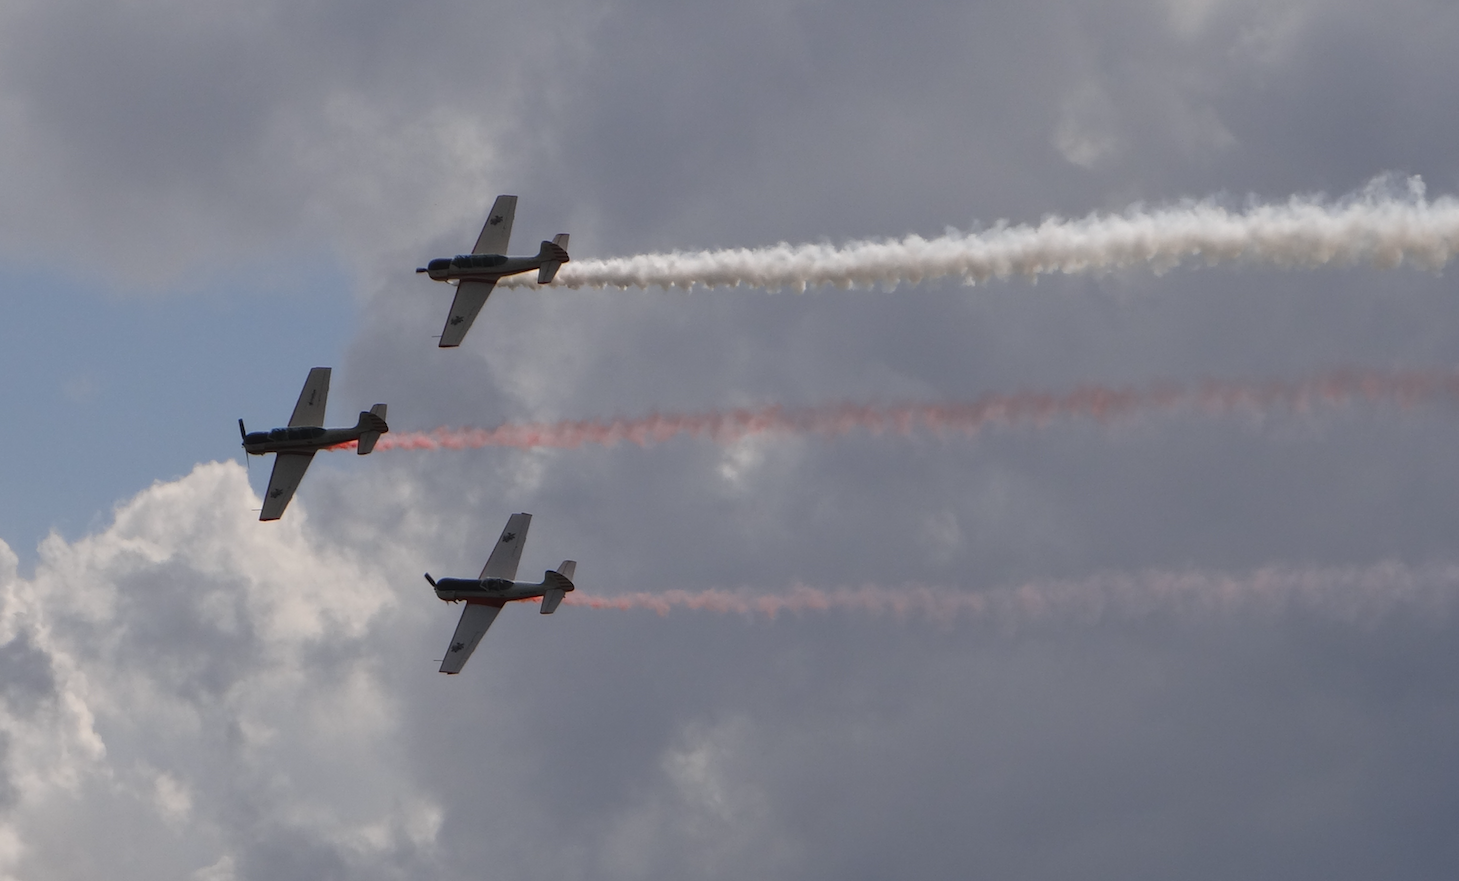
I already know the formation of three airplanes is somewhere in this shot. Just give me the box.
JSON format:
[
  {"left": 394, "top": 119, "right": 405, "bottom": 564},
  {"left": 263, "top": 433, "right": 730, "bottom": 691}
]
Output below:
[{"left": 238, "top": 196, "right": 574, "bottom": 674}]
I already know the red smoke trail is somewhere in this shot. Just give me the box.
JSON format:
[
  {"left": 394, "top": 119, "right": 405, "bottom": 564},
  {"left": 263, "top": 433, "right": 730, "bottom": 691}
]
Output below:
[
  {"left": 329, "top": 368, "right": 1459, "bottom": 453},
  {"left": 563, "top": 561, "right": 1459, "bottom": 626}
]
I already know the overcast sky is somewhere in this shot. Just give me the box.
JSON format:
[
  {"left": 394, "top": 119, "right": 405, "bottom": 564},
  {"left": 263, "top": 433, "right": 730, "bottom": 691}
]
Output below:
[{"left": 3, "top": 0, "right": 1459, "bottom": 879}]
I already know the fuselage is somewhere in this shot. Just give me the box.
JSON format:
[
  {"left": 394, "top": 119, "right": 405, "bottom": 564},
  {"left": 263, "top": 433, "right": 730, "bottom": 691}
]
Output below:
[
  {"left": 242, "top": 425, "right": 366, "bottom": 455},
  {"left": 431, "top": 576, "right": 560, "bottom": 604},
  {"left": 421, "top": 253, "right": 545, "bottom": 283}
]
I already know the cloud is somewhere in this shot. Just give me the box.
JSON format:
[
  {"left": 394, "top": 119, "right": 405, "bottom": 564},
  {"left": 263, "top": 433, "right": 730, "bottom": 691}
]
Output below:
[
  {"left": 6, "top": 0, "right": 1459, "bottom": 878},
  {"left": 0, "top": 462, "right": 432, "bottom": 879},
  {"left": 2, "top": 447, "right": 1459, "bottom": 880},
  {"left": 0, "top": 0, "right": 591, "bottom": 287},
  {"left": 1056, "top": 83, "right": 1125, "bottom": 168}
]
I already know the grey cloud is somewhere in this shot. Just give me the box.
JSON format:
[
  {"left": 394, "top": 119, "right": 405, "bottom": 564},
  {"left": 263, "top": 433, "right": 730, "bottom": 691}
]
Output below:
[
  {"left": 7, "top": 0, "right": 1459, "bottom": 878},
  {"left": 0, "top": 632, "right": 55, "bottom": 715},
  {"left": 319, "top": 2, "right": 1459, "bottom": 875},
  {"left": 4, "top": 454, "right": 1459, "bottom": 880},
  {"left": 0, "top": 0, "right": 594, "bottom": 283}
]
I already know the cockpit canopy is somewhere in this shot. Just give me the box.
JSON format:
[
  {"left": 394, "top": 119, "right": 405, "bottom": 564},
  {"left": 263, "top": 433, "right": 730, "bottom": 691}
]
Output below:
[
  {"left": 266, "top": 426, "right": 326, "bottom": 441},
  {"left": 451, "top": 253, "right": 508, "bottom": 269}
]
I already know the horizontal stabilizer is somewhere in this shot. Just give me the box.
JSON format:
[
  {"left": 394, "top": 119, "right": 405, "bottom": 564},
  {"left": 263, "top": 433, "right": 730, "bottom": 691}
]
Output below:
[
  {"left": 543, "top": 569, "right": 574, "bottom": 592},
  {"left": 354, "top": 409, "right": 390, "bottom": 455},
  {"left": 539, "top": 564, "right": 574, "bottom": 615},
  {"left": 536, "top": 237, "right": 570, "bottom": 284}
]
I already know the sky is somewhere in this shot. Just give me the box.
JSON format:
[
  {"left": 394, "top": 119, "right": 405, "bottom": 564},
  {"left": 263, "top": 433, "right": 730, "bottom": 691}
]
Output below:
[{"left": 3, "top": 0, "right": 1459, "bottom": 878}]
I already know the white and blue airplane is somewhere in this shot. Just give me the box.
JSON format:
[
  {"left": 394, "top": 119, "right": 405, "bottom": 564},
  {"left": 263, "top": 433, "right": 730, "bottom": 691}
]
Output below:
[
  {"left": 417, "top": 195, "right": 570, "bottom": 347},
  {"left": 425, "top": 513, "right": 577, "bottom": 674}
]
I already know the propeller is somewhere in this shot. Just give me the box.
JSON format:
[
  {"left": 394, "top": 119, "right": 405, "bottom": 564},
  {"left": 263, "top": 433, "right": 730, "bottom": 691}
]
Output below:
[
  {"left": 238, "top": 419, "right": 251, "bottom": 475},
  {"left": 424, "top": 574, "right": 438, "bottom": 588}
]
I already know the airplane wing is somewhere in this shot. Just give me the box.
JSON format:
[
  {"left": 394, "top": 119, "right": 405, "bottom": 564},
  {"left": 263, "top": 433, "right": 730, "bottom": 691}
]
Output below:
[
  {"left": 288, "top": 367, "right": 331, "bottom": 427},
  {"left": 439, "top": 601, "right": 504, "bottom": 674},
  {"left": 259, "top": 452, "right": 315, "bottom": 521},
  {"left": 479, "top": 512, "right": 531, "bottom": 580},
  {"left": 438, "top": 280, "right": 496, "bottom": 348},
  {"left": 472, "top": 194, "right": 517, "bottom": 255}
]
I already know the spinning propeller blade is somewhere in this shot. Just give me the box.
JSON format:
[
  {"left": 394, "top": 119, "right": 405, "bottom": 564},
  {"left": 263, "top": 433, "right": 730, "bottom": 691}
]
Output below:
[{"left": 238, "top": 419, "right": 251, "bottom": 474}]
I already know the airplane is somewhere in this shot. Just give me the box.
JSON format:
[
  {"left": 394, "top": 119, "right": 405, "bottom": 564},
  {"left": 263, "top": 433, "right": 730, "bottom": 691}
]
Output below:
[
  {"left": 424, "top": 512, "right": 577, "bottom": 674},
  {"left": 416, "top": 194, "right": 570, "bottom": 347},
  {"left": 239, "top": 367, "right": 389, "bottom": 521}
]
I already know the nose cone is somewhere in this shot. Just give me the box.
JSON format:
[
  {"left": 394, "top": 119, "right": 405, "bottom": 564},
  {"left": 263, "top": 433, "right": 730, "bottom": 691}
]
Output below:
[{"left": 426, "top": 258, "right": 452, "bottom": 278}]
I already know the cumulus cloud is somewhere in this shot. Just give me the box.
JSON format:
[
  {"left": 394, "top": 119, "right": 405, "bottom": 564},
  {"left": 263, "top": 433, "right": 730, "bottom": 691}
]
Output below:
[
  {"left": 2, "top": 446, "right": 1459, "bottom": 881},
  {"left": 0, "top": 462, "right": 432, "bottom": 879}
]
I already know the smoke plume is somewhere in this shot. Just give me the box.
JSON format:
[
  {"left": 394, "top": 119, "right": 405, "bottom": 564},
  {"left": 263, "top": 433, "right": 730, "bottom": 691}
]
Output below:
[
  {"left": 500, "top": 176, "right": 1459, "bottom": 292},
  {"left": 564, "top": 561, "right": 1459, "bottom": 626},
  {"left": 345, "top": 368, "right": 1459, "bottom": 453}
]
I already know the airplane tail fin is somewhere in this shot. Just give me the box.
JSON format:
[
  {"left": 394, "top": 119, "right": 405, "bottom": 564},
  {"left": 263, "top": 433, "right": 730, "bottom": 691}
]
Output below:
[
  {"left": 355, "top": 405, "right": 390, "bottom": 455},
  {"left": 540, "top": 560, "right": 576, "bottom": 615},
  {"left": 536, "top": 234, "right": 570, "bottom": 284}
]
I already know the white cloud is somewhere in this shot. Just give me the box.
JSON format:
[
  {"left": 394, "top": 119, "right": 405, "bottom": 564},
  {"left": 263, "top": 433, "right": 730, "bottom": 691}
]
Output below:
[{"left": 0, "top": 462, "right": 437, "bottom": 879}]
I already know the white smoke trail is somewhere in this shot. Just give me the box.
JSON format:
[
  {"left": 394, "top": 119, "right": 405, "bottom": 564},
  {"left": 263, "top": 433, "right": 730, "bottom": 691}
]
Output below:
[
  {"left": 563, "top": 561, "right": 1459, "bottom": 628},
  {"left": 501, "top": 175, "right": 1459, "bottom": 292}
]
